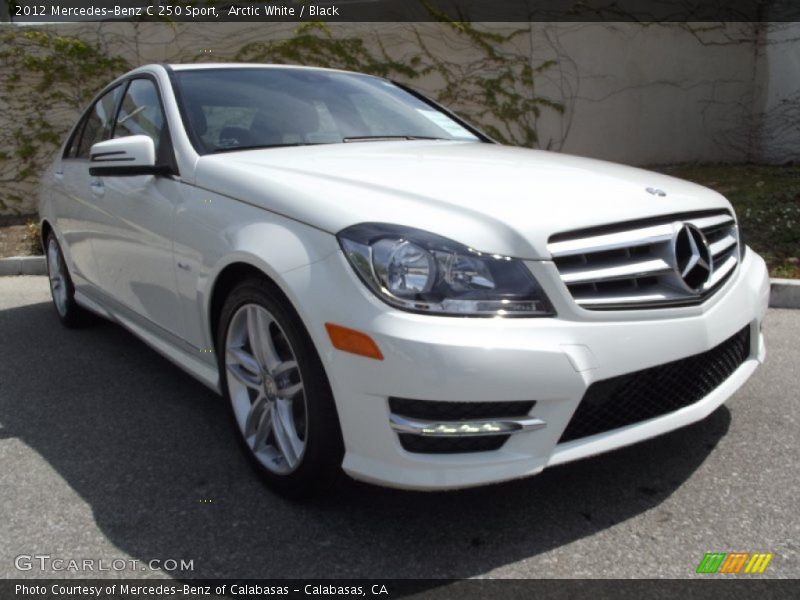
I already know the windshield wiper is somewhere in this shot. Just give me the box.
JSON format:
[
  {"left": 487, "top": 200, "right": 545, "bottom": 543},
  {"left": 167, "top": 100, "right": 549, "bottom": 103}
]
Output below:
[
  {"left": 211, "top": 142, "right": 324, "bottom": 154},
  {"left": 342, "top": 135, "right": 448, "bottom": 143}
]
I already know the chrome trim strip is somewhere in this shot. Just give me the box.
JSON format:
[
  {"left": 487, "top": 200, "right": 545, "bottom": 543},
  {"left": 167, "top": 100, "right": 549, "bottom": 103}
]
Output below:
[
  {"left": 389, "top": 414, "right": 546, "bottom": 437},
  {"left": 576, "top": 288, "right": 687, "bottom": 306},
  {"left": 548, "top": 224, "right": 674, "bottom": 258},
  {"left": 685, "top": 214, "right": 735, "bottom": 230},
  {"left": 560, "top": 257, "right": 673, "bottom": 284},
  {"left": 709, "top": 234, "right": 737, "bottom": 257}
]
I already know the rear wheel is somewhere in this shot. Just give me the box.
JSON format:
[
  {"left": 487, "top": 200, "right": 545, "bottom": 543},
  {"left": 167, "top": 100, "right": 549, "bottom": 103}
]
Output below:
[
  {"left": 45, "top": 232, "right": 91, "bottom": 328},
  {"left": 217, "top": 278, "right": 344, "bottom": 498}
]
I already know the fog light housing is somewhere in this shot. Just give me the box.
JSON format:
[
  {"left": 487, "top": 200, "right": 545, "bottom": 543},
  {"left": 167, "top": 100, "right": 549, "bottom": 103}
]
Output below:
[{"left": 390, "top": 414, "right": 546, "bottom": 437}]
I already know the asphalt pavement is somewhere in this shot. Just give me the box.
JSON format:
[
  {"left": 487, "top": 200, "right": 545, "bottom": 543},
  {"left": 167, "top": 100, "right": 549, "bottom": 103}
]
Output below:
[{"left": 0, "top": 276, "right": 797, "bottom": 579}]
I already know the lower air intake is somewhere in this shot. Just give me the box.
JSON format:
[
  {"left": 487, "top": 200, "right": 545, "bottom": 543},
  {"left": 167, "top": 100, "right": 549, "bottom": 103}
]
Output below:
[{"left": 559, "top": 325, "right": 751, "bottom": 444}]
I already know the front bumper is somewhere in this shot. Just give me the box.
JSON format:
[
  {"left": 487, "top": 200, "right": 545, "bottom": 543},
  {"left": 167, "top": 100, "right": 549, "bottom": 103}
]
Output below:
[{"left": 284, "top": 247, "right": 770, "bottom": 490}]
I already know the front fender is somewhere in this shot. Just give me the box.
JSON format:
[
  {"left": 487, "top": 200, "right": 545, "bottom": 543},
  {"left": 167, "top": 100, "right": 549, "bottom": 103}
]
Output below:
[{"left": 173, "top": 187, "right": 339, "bottom": 350}]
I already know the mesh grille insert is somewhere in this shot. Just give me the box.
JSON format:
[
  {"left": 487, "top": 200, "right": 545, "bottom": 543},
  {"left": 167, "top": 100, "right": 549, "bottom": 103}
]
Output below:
[{"left": 559, "top": 325, "right": 750, "bottom": 444}]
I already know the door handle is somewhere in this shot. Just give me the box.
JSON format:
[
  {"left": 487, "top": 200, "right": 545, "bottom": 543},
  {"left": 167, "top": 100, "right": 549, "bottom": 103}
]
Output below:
[{"left": 89, "top": 178, "right": 104, "bottom": 196}]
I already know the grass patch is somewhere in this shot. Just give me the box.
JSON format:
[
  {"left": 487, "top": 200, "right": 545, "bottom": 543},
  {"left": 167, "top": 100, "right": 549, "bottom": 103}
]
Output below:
[{"left": 658, "top": 164, "right": 800, "bottom": 279}]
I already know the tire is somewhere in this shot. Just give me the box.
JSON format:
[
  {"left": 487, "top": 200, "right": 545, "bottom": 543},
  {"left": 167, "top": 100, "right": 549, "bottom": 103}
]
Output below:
[
  {"left": 216, "top": 277, "right": 344, "bottom": 498},
  {"left": 45, "top": 232, "right": 92, "bottom": 328}
]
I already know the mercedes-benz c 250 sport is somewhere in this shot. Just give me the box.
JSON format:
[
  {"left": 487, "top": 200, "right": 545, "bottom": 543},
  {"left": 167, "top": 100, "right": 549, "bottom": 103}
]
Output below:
[{"left": 39, "top": 64, "right": 769, "bottom": 497}]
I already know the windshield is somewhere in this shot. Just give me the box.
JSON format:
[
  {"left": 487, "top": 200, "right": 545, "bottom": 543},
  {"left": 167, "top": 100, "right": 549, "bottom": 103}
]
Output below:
[{"left": 173, "top": 68, "right": 482, "bottom": 154}]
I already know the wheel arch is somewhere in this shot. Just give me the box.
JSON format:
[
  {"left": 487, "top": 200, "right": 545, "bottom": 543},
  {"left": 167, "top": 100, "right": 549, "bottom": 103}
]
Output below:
[
  {"left": 209, "top": 256, "right": 346, "bottom": 497},
  {"left": 206, "top": 258, "right": 310, "bottom": 354},
  {"left": 40, "top": 218, "right": 53, "bottom": 247},
  {"left": 197, "top": 212, "right": 339, "bottom": 353}
]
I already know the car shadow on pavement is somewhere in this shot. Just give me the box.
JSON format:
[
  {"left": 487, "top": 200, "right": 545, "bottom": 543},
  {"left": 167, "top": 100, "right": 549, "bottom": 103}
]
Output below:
[{"left": 0, "top": 301, "right": 731, "bottom": 579}]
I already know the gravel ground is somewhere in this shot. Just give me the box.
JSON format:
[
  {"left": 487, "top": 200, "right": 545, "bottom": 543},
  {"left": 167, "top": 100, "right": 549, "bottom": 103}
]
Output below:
[{"left": 0, "top": 215, "right": 39, "bottom": 258}]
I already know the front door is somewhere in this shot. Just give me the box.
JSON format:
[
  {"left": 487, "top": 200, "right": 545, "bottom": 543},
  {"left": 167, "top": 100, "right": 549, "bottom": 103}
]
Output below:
[
  {"left": 90, "top": 77, "right": 184, "bottom": 338},
  {"left": 54, "top": 84, "right": 123, "bottom": 290}
]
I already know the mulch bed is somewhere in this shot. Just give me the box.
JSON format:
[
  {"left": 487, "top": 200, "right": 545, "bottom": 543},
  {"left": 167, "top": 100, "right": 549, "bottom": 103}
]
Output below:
[{"left": 0, "top": 215, "right": 41, "bottom": 258}]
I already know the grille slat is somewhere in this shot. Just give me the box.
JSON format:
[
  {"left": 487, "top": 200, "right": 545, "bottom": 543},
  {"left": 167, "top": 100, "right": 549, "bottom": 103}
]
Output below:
[
  {"left": 704, "top": 255, "right": 737, "bottom": 289},
  {"left": 710, "top": 234, "right": 737, "bottom": 257},
  {"left": 548, "top": 224, "right": 674, "bottom": 258},
  {"left": 548, "top": 211, "right": 740, "bottom": 310},
  {"left": 685, "top": 214, "right": 735, "bottom": 229},
  {"left": 560, "top": 257, "right": 673, "bottom": 284},
  {"left": 558, "top": 325, "right": 750, "bottom": 444},
  {"left": 575, "top": 288, "right": 698, "bottom": 308}
]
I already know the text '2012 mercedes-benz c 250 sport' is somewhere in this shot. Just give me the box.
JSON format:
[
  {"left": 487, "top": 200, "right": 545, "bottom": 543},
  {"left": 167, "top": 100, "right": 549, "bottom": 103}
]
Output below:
[{"left": 39, "top": 64, "right": 769, "bottom": 497}]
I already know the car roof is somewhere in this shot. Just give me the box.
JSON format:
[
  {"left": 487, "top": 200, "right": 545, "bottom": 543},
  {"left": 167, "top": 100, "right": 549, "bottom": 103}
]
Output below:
[{"left": 166, "top": 63, "right": 359, "bottom": 76}]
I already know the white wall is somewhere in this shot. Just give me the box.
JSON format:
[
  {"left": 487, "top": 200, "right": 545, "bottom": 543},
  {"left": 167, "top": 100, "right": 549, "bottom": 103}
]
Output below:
[{"left": 754, "top": 23, "right": 800, "bottom": 164}]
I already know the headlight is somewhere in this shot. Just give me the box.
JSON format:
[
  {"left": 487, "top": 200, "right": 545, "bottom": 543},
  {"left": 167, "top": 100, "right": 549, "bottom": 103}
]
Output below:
[{"left": 337, "top": 223, "right": 555, "bottom": 317}]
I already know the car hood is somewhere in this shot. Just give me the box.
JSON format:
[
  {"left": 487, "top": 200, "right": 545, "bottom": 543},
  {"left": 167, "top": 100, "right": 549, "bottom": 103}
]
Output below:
[{"left": 194, "top": 141, "right": 732, "bottom": 259}]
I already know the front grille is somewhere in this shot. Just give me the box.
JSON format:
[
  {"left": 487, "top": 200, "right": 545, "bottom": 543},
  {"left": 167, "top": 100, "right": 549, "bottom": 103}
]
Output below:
[
  {"left": 558, "top": 325, "right": 750, "bottom": 443},
  {"left": 548, "top": 211, "right": 740, "bottom": 310},
  {"left": 389, "top": 398, "right": 536, "bottom": 454}
]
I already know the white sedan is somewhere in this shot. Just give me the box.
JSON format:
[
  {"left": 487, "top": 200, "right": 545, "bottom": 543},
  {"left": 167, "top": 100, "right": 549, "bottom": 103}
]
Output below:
[{"left": 39, "top": 64, "right": 769, "bottom": 497}]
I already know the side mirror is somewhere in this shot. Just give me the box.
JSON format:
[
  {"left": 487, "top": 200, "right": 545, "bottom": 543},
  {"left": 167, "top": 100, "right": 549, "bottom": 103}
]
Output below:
[{"left": 89, "top": 136, "right": 172, "bottom": 177}]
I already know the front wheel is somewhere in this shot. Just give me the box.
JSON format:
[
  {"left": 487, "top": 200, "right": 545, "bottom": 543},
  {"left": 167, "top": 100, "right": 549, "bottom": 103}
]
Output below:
[{"left": 217, "top": 278, "right": 344, "bottom": 498}]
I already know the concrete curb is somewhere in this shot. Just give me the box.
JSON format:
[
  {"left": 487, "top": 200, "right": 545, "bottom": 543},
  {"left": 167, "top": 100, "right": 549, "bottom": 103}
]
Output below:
[
  {"left": 0, "top": 256, "right": 46, "bottom": 276},
  {"left": 770, "top": 278, "right": 800, "bottom": 309},
  {"left": 0, "top": 257, "right": 798, "bottom": 308}
]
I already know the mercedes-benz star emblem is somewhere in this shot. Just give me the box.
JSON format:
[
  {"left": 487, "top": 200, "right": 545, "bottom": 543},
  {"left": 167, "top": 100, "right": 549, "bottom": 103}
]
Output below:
[{"left": 672, "top": 223, "right": 713, "bottom": 293}]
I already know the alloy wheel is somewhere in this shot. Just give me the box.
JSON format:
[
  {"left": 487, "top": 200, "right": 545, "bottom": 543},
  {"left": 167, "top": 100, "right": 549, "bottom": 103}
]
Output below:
[{"left": 224, "top": 303, "right": 308, "bottom": 474}]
